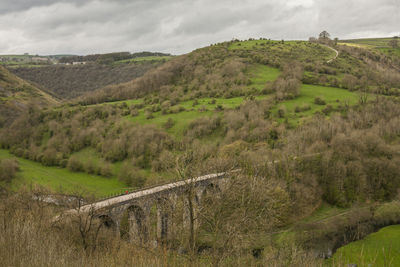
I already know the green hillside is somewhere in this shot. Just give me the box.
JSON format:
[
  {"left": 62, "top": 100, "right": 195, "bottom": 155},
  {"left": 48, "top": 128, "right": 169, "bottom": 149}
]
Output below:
[
  {"left": 0, "top": 65, "right": 58, "bottom": 125},
  {"left": 3, "top": 38, "right": 399, "bottom": 190},
  {"left": 341, "top": 37, "right": 400, "bottom": 60},
  {"left": 0, "top": 149, "right": 124, "bottom": 197},
  {"left": 329, "top": 225, "right": 400, "bottom": 266},
  {"left": 1, "top": 37, "right": 400, "bottom": 265},
  {"left": 10, "top": 61, "right": 163, "bottom": 99}
]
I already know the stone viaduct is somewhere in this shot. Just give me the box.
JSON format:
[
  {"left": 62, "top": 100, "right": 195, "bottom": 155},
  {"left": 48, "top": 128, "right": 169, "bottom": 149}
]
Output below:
[{"left": 66, "top": 171, "right": 232, "bottom": 245}]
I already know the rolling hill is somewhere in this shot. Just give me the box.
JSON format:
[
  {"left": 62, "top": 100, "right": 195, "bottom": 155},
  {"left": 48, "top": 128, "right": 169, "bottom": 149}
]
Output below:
[
  {"left": 1, "top": 37, "right": 400, "bottom": 265},
  {"left": 0, "top": 65, "right": 58, "bottom": 126},
  {"left": 340, "top": 37, "right": 400, "bottom": 61},
  {"left": 9, "top": 60, "right": 166, "bottom": 99},
  {"left": 2, "top": 38, "right": 399, "bottom": 192}
]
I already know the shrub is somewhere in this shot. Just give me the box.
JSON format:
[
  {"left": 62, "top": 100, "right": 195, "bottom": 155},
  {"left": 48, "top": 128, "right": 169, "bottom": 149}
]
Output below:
[
  {"left": 0, "top": 159, "right": 19, "bottom": 183},
  {"left": 215, "top": 104, "right": 224, "bottom": 111},
  {"left": 314, "top": 96, "right": 326, "bottom": 105},
  {"left": 274, "top": 78, "right": 301, "bottom": 100},
  {"left": 67, "top": 156, "right": 84, "bottom": 172},
  {"left": 151, "top": 150, "right": 175, "bottom": 172},
  {"left": 192, "top": 99, "right": 199, "bottom": 106},
  {"left": 294, "top": 104, "right": 311, "bottom": 113},
  {"left": 262, "top": 81, "right": 274, "bottom": 94},
  {"left": 277, "top": 106, "right": 287, "bottom": 118},
  {"left": 186, "top": 116, "right": 221, "bottom": 138},
  {"left": 130, "top": 109, "right": 139, "bottom": 117},
  {"left": 163, "top": 118, "right": 175, "bottom": 129},
  {"left": 198, "top": 106, "right": 208, "bottom": 112},
  {"left": 161, "top": 100, "right": 171, "bottom": 110},
  {"left": 322, "top": 104, "right": 333, "bottom": 115},
  {"left": 99, "top": 162, "right": 113, "bottom": 177},
  {"left": 342, "top": 74, "right": 359, "bottom": 91},
  {"left": 145, "top": 111, "right": 154, "bottom": 120},
  {"left": 41, "top": 148, "right": 62, "bottom": 166},
  {"left": 118, "top": 163, "right": 147, "bottom": 187},
  {"left": 60, "top": 159, "right": 68, "bottom": 168},
  {"left": 84, "top": 160, "right": 97, "bottom": 174}
]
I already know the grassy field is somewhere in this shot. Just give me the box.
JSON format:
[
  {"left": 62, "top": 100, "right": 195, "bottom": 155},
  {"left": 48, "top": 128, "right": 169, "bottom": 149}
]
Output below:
[
  {"left": 328, "top": 225, "right": 400, "bottom": 266},
  {"left": 340, "top": 37, "right": 400, "bottom": 59},
  {"left": 228, "top": 39, "right": 280, "bottom": 49},
  {"left": 123, "top": 83, "right": 358, "bottom": 134},
  {"left": 125, "top": 95, "right": 270, "bottom": 136},
  {"left": 70, "top": 148, "right": 177, "bottom": 189},
  {"left": 114, "top": 56, "right": 172, "bottom": 65},
  {"left": 121, "top": 64, "right": 280, "bottom": 135},
  {"left": 248, "top": 64, "right": 280, "bottom": 90},
  {"left": 0, "top": 54, "right": 53, "bottom": 68},
  {"left": 0, "top": 149, "right": 126, "bottom": 197},
  {"left": 274, "top": 84, "right": 359, "bottom": 124},
  {"left": 341, "top": 37, "right": 396, "bottom": 47},
  {"left": 228, "top": 40, "right": 337, "bottom": 62},
  {"left": 86, "top": 95, "right": 271, "bottom": 138}
]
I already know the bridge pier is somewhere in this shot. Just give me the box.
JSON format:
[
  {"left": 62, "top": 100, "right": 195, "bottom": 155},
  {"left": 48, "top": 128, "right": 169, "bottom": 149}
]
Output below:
[
  {"left": 182, "top": 195, "right": 200, "bottom": 233},
  {"left": 156, "top": 195, "right": 177, "bottom": 243},
  {"left": 86, "top": 172, "right": 229, "bottom": 247},
  {"left": 127, "top": 204, "right": 150, "bottom": 244},
  {"left": 157, "top": 207, "right": 169, "bottom": 242}
]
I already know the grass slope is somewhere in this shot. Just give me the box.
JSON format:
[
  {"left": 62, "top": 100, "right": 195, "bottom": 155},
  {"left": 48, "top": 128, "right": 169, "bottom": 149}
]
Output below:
[
  {"left": 341, "top": 37, "right": 400, "bottom": 59},
  {"left": 70, "top": 147, "right": 177, "bottom": 190},
  {"left": 275, "top": 84, "right": 359, "bottom": 124},
  {"left": 0, "top": 65, "right": 58, "bottom": 124},
  {"left": 125, "top": 96, "right": 270, "bottom": 136},
  {"left": 11, "top": 62, "right": 160, "bottom": 99},
  {"left": 113, "top": 56, "right": 173, "bottom": 65},
  {"left": 0, "top": 54, "right": 52, "bottom": 68},
  {"left": 328, "top": 225, "right": 400, "bottom": 266},
  {"left": 0, "top": 149, "right": 125, "bottom": 197},
  {"left": 0, "top": 65, "right": 57, "bottom": 104},
  {"left": 248, "top": 64, "right": 280, "bottom": 90},
  {"left": 122, "top": 64, "right": 280, "bottom": 135},
  {"left": 229, "top": 40, "right": 337, "bottom": 62}
]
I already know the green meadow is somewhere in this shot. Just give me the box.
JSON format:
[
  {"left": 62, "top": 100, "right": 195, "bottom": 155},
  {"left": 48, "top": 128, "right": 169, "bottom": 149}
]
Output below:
[
  {"left": 113, "top": 56, "right": 173, "bottom": 64},
  {"left": 248, "top": 64, "right": 281, "bottom": 90},
  {"left": 341, "top": 37, "right": 400, "bottom": 59},
  {"left": 328, "top": 225, "right": 400, "bottom": 266},
  {"left": 0, "top": 149, "right": 125, "bottom": 197},
  {"left": 275, "top": 84, "right": 359, "bottom": 124}
]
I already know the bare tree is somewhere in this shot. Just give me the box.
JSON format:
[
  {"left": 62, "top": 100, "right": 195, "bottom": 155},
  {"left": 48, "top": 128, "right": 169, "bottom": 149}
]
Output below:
[
  {"left": 175, "top": 152, "right": 198, "bottom": 254},
  {"left": 319, "top": 30, "right": 331, "bottom": 40},
  {"left": 309, "top": 37, "right": 317, "bottom": 43},
  {"left": 59, "top": 193, "right": 106, "bottom": 252},
  {"left": 389, "top": 38, "right": 398, "bottom": 48},
  {"left": 334, "top": 37, "right": 339, "bottom": 45}
]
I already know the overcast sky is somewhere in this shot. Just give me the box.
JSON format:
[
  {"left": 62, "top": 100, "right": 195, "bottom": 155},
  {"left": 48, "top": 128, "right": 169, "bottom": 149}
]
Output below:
[{"left": 0, "top": 0, "right": 399, "bottom": 55}]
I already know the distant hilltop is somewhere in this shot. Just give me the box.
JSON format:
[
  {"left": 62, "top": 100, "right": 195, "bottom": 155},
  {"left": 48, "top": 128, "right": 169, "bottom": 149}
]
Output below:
[
  {"left": 0, "top": 51, "right": 172, "bottom": 68},
  {"left": 58, "top": 51, "right": 172, "bottom": 64}
]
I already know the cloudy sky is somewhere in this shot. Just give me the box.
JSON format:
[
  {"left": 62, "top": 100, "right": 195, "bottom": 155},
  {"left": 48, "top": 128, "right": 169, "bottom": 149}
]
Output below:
[{"left": 0, "top": 0, "right": 399, "bottom": 55}]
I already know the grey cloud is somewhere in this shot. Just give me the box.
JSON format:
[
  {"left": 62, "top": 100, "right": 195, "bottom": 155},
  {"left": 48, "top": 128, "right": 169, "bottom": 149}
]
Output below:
[
  {"left": 0, "top": 0, "right": 398, "bottom": 55},
  {"left": 314, "top": 0, "right": 400, "bottom": 38},
  {"left": 0, "top": 0, "right": 86, "bottom": 14}
]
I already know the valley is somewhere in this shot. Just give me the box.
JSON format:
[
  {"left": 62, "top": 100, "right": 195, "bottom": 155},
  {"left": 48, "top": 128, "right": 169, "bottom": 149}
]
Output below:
[{"left": 1, "top": 35, "right": 400, "bottom": 266}]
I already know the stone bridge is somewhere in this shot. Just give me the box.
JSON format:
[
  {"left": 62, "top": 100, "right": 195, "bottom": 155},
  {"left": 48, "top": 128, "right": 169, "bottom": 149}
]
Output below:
[{"left": 67, "top": 171, "right": 232, "bottom": 245}]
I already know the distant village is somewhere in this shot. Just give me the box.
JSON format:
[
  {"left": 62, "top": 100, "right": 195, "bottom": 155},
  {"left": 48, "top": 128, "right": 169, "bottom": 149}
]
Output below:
[
  {"left": 0, "top": 51, "right": 170, "bottom": 67},
  {"left": 0, "top": 53, "right": 88, "bottom": 66}
]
